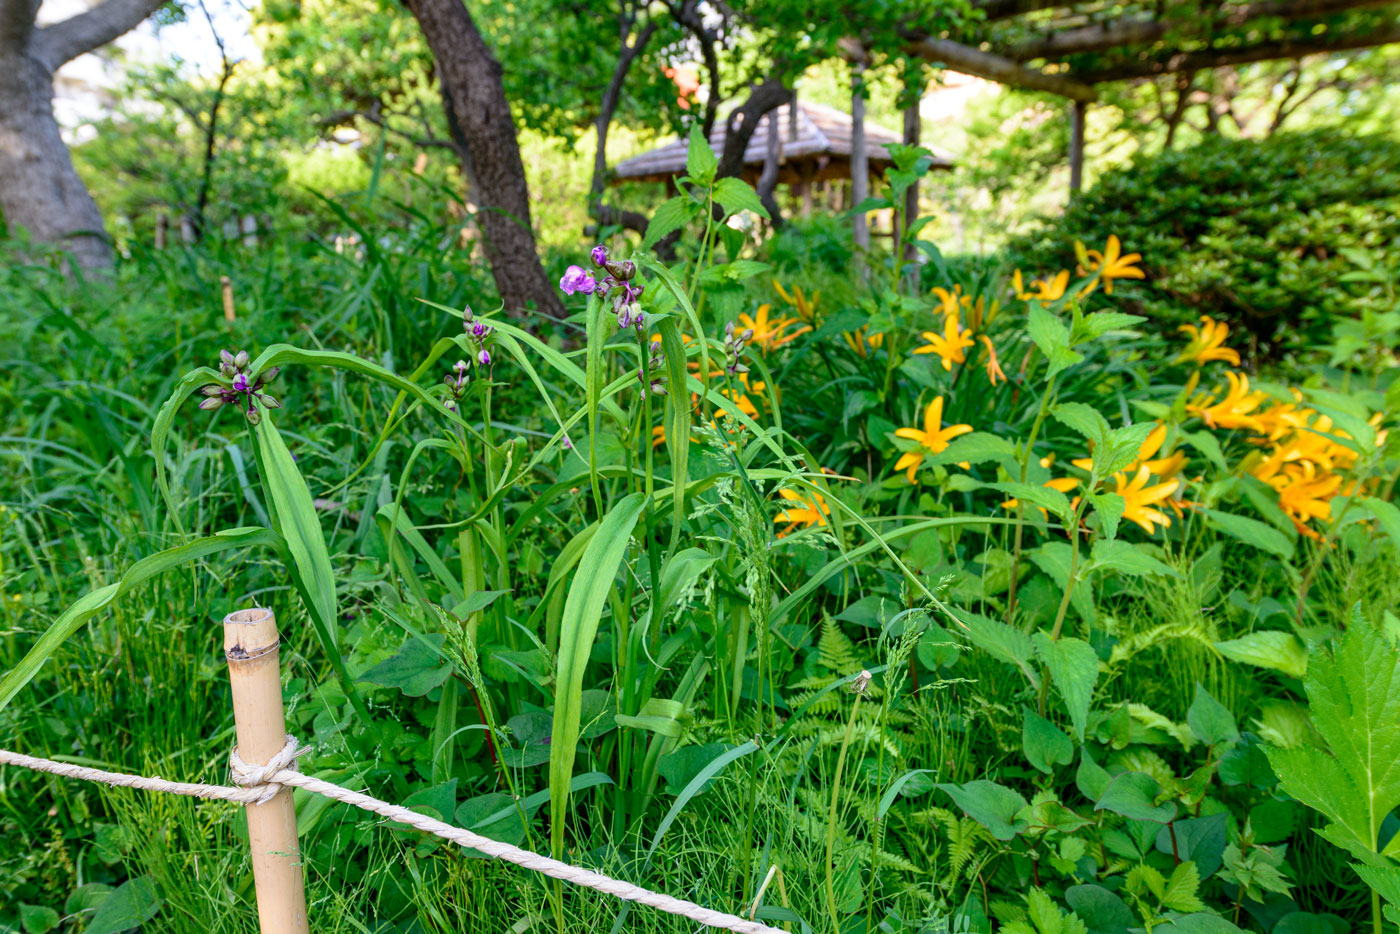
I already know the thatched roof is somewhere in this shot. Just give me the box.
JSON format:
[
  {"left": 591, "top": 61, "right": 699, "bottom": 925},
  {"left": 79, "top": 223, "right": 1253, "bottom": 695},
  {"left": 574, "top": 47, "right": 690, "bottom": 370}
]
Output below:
[{"left": 611, "top": 100, "right": 953, "bottom": 186}]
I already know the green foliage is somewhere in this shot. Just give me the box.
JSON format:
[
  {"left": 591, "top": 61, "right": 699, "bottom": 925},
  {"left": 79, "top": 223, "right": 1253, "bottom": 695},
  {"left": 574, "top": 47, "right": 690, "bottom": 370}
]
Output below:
[{"left": 1008, "top": 131, "right": 1400, "bottom": 354}]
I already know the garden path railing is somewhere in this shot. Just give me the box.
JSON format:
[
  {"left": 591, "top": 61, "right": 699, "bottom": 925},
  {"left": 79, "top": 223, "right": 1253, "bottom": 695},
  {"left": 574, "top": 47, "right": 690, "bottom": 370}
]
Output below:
[{"left": 0, "top": 608, "right": 786, "bottom": 934}]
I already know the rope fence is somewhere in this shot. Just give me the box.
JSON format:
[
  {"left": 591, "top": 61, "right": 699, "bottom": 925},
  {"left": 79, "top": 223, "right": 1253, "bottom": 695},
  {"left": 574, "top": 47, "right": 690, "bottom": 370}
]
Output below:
[
  {"left": 0, "top": 606, "right": 789, "bottom": 934},
  {"left": 0, "top": 737, "right": 786, "bottom": 934}
]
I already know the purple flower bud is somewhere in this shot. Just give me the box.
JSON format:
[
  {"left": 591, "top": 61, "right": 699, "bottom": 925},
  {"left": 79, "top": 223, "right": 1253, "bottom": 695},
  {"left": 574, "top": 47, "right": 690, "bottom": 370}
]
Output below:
[
  {"left": 590, "top": 245, "right": 608, "bottom": 266},
  {"left": 604, "top": 259, "right": 636, "bottom": 281},
  {"left": 455, "top": 360, "right": 470, "bottom": 374},
  {"left": 617, "top": 305, "right": 632, "bottom": 329},
  {"left": 563, "top": 435, "right": 574, "bottom": 450},
  {"left": 260, "top": 367, "right": 280, "bottom": 384},
  {"left": 232, "top": 373, "right": 250, "bottom": 393},
  {"left": 199, "top": 396, "right": 223, "bottom": 410},
  {"left": 262, "top": 395, "right": 281, "bottom": 409},
  {"left": 559, "top": 265, "right": 597, "bottom": 296},
  {"left": 220, "top": 349, "right": 236, "bottom": 369},
  {"left": 246, "top": 407, "right": 262, "bottom": 426},
  {"left": 234, "top": 350, "right": 249, "bottom": 370},
  {"left": 478, "top": 348, "right": 492, "bottom": 367}
]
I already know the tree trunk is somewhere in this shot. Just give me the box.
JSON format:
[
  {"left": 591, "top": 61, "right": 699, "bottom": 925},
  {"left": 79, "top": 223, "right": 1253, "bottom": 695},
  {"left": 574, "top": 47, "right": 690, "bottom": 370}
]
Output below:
[
  {"left": 405, "top": 0, "right": 564, "bottom": 319},
  {"left": 0, "top": 51, "right": 112, "bottom": 267},
  {"left": 850, "top": 68, "right": 869, "bottom": 258}
]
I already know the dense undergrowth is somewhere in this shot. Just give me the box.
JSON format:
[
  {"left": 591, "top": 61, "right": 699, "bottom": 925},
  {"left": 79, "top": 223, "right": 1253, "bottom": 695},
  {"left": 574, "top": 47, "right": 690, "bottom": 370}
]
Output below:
[{"left": 1, "top": 133, "right": 1399, "bottom": 934}]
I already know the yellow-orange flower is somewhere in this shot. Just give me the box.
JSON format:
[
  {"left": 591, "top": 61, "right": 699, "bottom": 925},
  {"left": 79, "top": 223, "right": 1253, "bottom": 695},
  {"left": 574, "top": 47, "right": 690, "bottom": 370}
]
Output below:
[
  {"left": 893, "top": 397, "right": 973, "bottom": 484},
  {"left": 1189, "top": 372, "right": 1269, "bottom": 432},
  {"left": 980, "top": 335, "right": 1007, "bottom": 385},
  {"left": 1266, "top": 461, "right": 1342, "bottom": 539},
  {"left": 1075, "top": 235, "right": 1145, "bottom": 296},
  {"left": 772, "top": 279, "right": 820, "bottom": 322},
  {"left": 843, "top": 327, "right": 885, "bottom": 358},
  {"left": 1110, "top": 465, "right": 1179, "bottom": 534},
  {"left": 913, "top": 315, "right": 975, "bottom": 371},
  {"left": 1177, "top": 316, "right": 1241, "bottom": 366},
  {"left": 1013, "top": 269, "right": 1070, "bottom": 302},
  {"left": 736, "top": 304, "right": 810, "bottom": 351},
  {"left": 774, "top": 487, "right": 830, "bottom": 537}
]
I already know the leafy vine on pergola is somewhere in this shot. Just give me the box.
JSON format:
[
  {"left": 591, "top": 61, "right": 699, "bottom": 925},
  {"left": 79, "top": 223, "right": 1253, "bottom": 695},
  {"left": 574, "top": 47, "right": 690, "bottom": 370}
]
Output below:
[{"left": 845, "top": 0, "right": 1400, "bottom": 188}]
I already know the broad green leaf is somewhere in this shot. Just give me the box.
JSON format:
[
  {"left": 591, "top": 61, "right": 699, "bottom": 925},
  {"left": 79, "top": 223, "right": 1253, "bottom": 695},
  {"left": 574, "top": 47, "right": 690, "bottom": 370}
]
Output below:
[
  {"left": 1076, "top": 747, "right": 1112, "bottom": 801},
  {"left": 1187, "top": 683, "right": 1239, "bottom": 747},
  {"left": 1065, "top": 884, "right": 1134, "bottom": 934},
  {"left": 86, "top": 877, "right": 161, "bottom": 934},
  {"left": 1028, "top": 303, "right": 1071, "bottom": 359},
  {"left": 1097, "top": 423, "right": 1156, "bottom": 477},
  {"left": 549, "top": 492, "right": 647, "bottom": 859},
  {"left": 877, "top": 769, "right": 939, "bottom": 819},
  {"left": 1052, "top": 402, "right": 1109, "bottom": 447},
  {"left": 958, "top": 610, "right": 1040, "bottom": 688},
  {"left": 713, "top": 177, "right": 769, "bottom": 219},
  {"left": 1267, "top": 624, "right": 1400, "bottom": 864},
  {"left": 1023, "top": 706, "right": 1074, "bottom": 774},
  {"left": 990, "top": 482, "right": 1071, "bottom": 520},
  {"left": 1160, "top": 861, "right": 1207, "bottom": 913},
  {"left": 937, "top": 780, "right": 1029, "bottom": 840},
  {"left": 0, "top": 527, "right": 281, "bottom": 711},
  {"left": 927, "top": 431, "right": 1017, "bottom": 467},
  {"left": 1205, "top": 509, "right": 1294, "bottom": 560},
  {"left": 19, "top": 904, "right": 59, "bottom": 934},
  {"left": 1095, "top": 772, "right": 1178, "bottom": 823},
  {"left": 1088, "top": 540, "right": 1179, "bottom": 578},
  {"left": 643, "top": 196, "right": 694, "bottom": 250},
  {"left": 1155, "top": 813, "right": 1228, "bottom": 879},
  {"left": 1215, "top": 631, "right": 1308, "bottom": 679},
  {"left": 684, "top": 123, "right": 717, "bottom": 180},
  {"left": 1090, "top": 493, "right": 1124, "bottom": 541},
  {"left": 360, "top": 634, "right": 452, "bottom": 697},
  {"left": 1033, "top": 633, "right": 1099, "bottom": 741}
]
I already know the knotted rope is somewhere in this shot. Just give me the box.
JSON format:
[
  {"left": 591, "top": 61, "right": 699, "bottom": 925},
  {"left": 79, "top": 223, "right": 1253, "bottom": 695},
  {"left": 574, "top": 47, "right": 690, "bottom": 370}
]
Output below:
[{"left": 0, "top": 741, "right": 786, "bottom": 934}]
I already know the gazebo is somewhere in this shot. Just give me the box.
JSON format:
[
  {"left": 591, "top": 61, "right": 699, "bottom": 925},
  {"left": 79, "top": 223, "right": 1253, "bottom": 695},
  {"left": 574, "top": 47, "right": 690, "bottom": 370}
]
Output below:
[{"left": 610, "top": 100, "right": 952, "bottom": 214}]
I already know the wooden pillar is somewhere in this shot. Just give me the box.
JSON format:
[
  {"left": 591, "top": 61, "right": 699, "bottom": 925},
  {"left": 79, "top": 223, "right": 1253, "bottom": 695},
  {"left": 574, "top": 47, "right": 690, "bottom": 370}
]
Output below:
[
  {"left": 901, "top": 93, "right": 922, "bottom": 266},
  {"left": 850, "top": 66, "right": 870, "bottom": 259},
  {"left": 1069, "top": 100, "right": 1086, "bottom": 199}
]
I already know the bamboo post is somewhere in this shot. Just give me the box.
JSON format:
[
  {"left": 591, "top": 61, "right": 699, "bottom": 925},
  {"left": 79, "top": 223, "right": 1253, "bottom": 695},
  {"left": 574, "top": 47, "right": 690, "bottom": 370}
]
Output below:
[
  {"left": 221, "top": 276, "right": 236, "bottom": 326},
  {"left": 223, "top": 608, "right": 309, "bottom": 934}
]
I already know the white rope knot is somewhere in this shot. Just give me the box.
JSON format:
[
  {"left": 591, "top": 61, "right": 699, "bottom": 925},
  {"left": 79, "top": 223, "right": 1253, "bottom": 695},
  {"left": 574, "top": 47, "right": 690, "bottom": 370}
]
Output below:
[{"left": 229, "top": 736, "right": 307, "bottom": 805}]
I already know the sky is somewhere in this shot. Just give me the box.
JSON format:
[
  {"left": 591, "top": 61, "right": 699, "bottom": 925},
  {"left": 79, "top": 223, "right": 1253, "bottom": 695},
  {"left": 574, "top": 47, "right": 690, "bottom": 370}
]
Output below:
[{"left": 44, "top": 0, "right": 259, "bottom": 133}]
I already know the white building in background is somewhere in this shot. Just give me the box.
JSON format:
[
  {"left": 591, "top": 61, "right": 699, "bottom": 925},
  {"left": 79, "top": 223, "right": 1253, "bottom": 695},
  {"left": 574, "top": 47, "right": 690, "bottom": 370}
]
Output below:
[{"left": 37, "top": 0, "right": 257, "bottom": 143}]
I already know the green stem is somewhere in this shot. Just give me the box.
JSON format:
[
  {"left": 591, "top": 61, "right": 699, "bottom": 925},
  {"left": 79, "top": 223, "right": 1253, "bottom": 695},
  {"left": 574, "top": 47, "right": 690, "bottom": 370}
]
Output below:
[
  {"left": 1007, "top": 367, "right": 1059, "bottom": 623},
  {"left": 826, "top": 689, "right": 865, "bottom": 932}
]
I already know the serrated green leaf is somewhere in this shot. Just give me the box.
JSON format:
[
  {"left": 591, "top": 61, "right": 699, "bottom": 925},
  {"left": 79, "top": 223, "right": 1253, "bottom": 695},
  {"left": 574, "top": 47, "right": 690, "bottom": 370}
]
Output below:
[
  {"left": 1215, "top": 631, "right": 1308, "bottom": 679},
  {"left": 685, "top": 123, "right": 717, "bottom": 180},
  {"left": 991, "top": 482, "right": 1071, "bottom": 520},
  {"left": 1161, "top": 861, "right": 1207, "bottom": 913},
  {"left": 1089, "top": 540, "right": 1179, "bottom": 578},
  {"left": 1187, "top": 683, "right": 1239, "bottom": 746},
  {"left": 359, "top": 634, "right": 452, "bottom": 697},
  {"left": 1029, "top": 303, "right": 1070, "bottom": 358},
  {"left": 1052, "top": 402, "right": 1109, "bottom": 447},
  {"left": 1033, "top": 633, "right": 1099, "bottom": 741},
  {"left": 713, "top": 177, "right": 770, "bottom": 219},
  {"left": 1266, "top": 625, "right": 1400, "bottom": 863},
  {"left": 957, "top": 610, "right": 1039, "bottom": 688},
  {"left": 1205, "top": 509, "right": 1295, "bottom": 560},
  {"left": 644, "top": 196, "right": 694, "bottom": 250}
]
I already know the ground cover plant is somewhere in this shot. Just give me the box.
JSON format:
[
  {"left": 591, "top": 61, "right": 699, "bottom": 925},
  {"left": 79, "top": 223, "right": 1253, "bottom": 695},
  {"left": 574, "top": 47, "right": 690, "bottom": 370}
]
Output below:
[{"left": 2, "top": 126, "right": 1400, "bottom": 934}]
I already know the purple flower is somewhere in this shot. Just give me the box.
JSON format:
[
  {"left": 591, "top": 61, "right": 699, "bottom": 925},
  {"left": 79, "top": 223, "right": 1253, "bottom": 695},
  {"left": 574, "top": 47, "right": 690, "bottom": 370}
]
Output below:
[
  {"left": 478, "top": 348, "right": 492, "bottom": 367},
  {"left": 232, "top": 373, "right": 250, "bottom": 393},
  {"left": 559, "top": 265, "right": 597, "bottom": 296},
  {"left": 562, "top": 435, "right": 574, "bottom": 450},
  {"left": 590, "top": 245, "right": 609, "bottom": 267},
  {"left": 199, "top": 352, "right": 281, "bottom": 424}
]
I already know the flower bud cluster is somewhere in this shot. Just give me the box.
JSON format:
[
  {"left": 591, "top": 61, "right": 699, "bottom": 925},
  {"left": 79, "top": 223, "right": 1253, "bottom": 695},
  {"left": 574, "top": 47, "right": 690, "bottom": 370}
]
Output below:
[
  {"left": 464, "top": 308, "right": 494, "bottom": 368},
  {"left": 637, "top": 339, "right": 667, "bottom": 397},
  {"left": 723, "top": 321, "right": 754, "bottom": 376},
  {"left": 199, "top": 350, "right": 280, "bottom": 425},
  {"left": 559, "top": 246, "right": 647, "bottom": 333}
]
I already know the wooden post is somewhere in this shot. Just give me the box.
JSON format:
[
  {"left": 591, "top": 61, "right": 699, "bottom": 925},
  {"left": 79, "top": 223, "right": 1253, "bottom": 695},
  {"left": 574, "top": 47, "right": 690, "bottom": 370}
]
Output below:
[
  {"left": 155, "top": 213, "right": 169, "bottom": 250},
  {"left": 850, "top": 65, "right": 870, "bottom": 263},
  {"left": 223, "top": 608, "right": 309, "bottom": 934},
  {"left": 221, "top": 276, "right": 236, "bottom": 325},
  {"left": 1068, "top": 100, "right": 1086, "bottom": 198}
]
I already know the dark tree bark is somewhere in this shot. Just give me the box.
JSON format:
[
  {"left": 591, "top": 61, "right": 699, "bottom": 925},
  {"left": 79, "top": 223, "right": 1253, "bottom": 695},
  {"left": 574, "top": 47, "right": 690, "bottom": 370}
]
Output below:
[
  {"left": 755, "top": 99, "right": 783, "bottom": 226},
  {"left": 0, "top": 0, "right": 166, "bottom": 267},
  {"left": 716, "top": 74, "right": 792, "bottom": 180},
  {"left": 588, "top": 2, "right": 658, "bottom": 237},
  {"left": 405, "top": 0, "right": 564, "bottom": 319}
]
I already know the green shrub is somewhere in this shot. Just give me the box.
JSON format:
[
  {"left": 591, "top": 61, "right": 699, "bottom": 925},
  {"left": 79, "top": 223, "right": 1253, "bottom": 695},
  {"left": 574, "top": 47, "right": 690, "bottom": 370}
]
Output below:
[{"left": 1007, "top": 131, "right": 1400, "bottom": 356}]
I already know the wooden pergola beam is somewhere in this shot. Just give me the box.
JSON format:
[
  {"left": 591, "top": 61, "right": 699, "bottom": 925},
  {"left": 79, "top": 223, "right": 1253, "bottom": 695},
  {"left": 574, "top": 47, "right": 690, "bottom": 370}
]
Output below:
[
  {"left": 1005, "top": 0, "right": 1400, "bottom": 61},
  {"left": 900, "top": 34, "right": 1100, "bottom": 100},
  {"left": 1073, "top": 20, "right": 1400, "bottom": 81}
]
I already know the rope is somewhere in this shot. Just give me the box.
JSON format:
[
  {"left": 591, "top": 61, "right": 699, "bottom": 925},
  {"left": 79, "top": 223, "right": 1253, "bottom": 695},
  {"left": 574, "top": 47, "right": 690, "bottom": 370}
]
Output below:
[{"left": 0, "top": 742, "right": 785, "bottom": 934}]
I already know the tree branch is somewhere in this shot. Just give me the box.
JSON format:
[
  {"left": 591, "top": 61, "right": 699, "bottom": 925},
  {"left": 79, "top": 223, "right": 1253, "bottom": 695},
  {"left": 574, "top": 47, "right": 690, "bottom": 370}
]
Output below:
[
  {"left": 899, "top": 34, "right": 1099, "bottom": 100},
  {"left": 33, "top": 0, "right": 167, "bottom": 70},
  {"left": 716, "top": 72, "right": 792, "bottom": 179},
  {"left": 1074, "top": 22, "right": 1400, "bottom": 82},
  {"left": 0, "top": 0, "right": 40, "bottom": 54}
]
